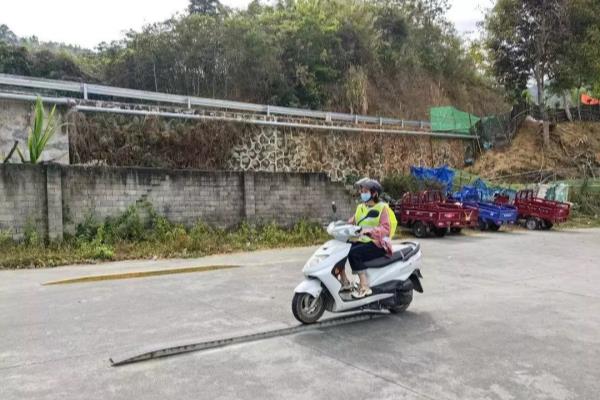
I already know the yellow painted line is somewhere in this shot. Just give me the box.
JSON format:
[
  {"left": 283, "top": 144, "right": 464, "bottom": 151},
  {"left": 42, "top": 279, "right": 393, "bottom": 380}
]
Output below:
[{"left": 43, "top": 265, "right": 240, "bottom": 286}]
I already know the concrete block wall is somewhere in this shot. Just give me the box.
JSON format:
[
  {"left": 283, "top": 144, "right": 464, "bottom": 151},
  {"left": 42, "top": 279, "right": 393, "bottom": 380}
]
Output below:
[
  {"left": 253, "top": 173, "right": 354, "bottom": 225},
  {"left": 0, "top": 164, "right": 356, "bottom": 240},
  {"left": 0, "top": 165, "right": 48, "bottom": 239},
  {"left": 60, "top": 167, "right": 246, "bottom": 234}
]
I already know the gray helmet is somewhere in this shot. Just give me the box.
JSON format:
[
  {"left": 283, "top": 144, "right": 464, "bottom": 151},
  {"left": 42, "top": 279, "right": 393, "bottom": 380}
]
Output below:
[
  {"left": 354, "top": 177, "right": 370, "bottom": 188},
  {"left": 356, "top": 178, "right": 383, "bottom": 195}
]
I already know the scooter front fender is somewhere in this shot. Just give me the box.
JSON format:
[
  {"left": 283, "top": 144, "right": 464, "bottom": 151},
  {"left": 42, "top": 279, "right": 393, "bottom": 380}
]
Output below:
[{"left": 294, "top": 278, "right": 323, "bottom": 298}]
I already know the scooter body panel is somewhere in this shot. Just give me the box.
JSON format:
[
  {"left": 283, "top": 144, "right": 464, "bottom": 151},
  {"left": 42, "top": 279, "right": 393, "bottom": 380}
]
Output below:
[{"left": 294, "top": 278, "right": 323, "bottom": 298}]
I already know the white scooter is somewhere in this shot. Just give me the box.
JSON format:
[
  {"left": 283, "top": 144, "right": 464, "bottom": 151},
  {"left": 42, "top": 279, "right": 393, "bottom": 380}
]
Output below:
[{"left": 292, "top": 208, "right": 423, "bottom": 324}]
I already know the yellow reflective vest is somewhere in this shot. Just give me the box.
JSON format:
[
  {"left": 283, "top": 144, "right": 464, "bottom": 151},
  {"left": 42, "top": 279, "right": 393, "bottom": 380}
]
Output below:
[{"left": 354, "top": 202, "right": 398, "bottom": 243}]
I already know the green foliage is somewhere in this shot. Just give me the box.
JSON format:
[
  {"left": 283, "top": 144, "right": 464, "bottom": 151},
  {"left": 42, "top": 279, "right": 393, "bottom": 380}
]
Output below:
[
  {"left": 0, "top": 24, "right": 18, "bottom": 45},
  {"left": 20, "top": 97, "right": 59, "bottom": 164},
  {"left": 484, "top": 0, "right": 569, "bottom": 106},
  {"left": 570, "top": 181, "right": 600, "bottom": 216},
  {"left": 188, "top": 0, "right": 225, "bottom": 16},
  {"left": 23, "top": 221, "right": 41, "bottom": 247},
  {"left": 3, "top": 0, "right": 501, "bottom": 117},
  {"left": 382, "top": 175, "right": 419, "bottom": 200},
  {"left": 0, "top": 37, "right": 90, "bottom": 80},
  {"left": 76, "top": 203, "right": 150, "bottom": 244},
  {"left": 0, "top": 230, "right": 12, "bottom": 249},
  {"left": 552, "top": 0, "right": 600, "bottom": 96},
  {"left": 485, "top": 0, "right": 600, "bottom": 107},
  {"left": 0, "top": 202, "right": 329, "bottom": 269}
]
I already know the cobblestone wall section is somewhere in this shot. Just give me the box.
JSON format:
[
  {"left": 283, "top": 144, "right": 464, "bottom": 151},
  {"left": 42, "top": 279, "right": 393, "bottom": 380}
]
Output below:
[{"left": 229, "top": 126, "right": 469, "bottom": 180}]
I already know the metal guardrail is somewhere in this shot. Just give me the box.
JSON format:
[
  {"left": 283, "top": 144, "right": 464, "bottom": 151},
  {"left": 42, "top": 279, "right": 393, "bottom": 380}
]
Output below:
[{"left": 0, "top": 73, "right": 431, "bottom": 129}]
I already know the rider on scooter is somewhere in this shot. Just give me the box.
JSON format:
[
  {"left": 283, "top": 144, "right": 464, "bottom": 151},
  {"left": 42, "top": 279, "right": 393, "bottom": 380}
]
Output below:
[{"left": 339, "top": 178, "right": 396, "bottom": 299}]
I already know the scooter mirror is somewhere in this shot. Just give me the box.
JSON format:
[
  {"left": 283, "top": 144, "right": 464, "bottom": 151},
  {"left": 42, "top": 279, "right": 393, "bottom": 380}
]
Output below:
[
  {"left": 331, "top": 201, "right": 337, "bottom": 214},
  {"left": 356, "top": 209, "right": 380, "bottom": 225},
  {"left": 366, "top": 209, "right": 379, "bottom": 219}
]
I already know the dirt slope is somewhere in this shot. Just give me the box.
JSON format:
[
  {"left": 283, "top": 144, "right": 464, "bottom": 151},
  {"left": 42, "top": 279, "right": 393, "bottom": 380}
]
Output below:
[{"left": 471, "top": 120, "right": 600, "bottom": 181}]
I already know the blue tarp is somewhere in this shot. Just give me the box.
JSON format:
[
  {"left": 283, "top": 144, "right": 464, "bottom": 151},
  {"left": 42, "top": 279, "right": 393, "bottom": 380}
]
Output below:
[
  {"left": 469, "top": 179, "right": 517, "bottom": 202},
  {"left": 410, "top": 165, "right": 455, "bottom": 193}
]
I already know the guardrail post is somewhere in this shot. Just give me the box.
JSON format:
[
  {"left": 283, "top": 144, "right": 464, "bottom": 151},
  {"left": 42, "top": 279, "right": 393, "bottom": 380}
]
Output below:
[
  {"left": 401, "top": 120, "right": 404, "bottom": 128},
  {"left": 267, "top": 105, "right": 271, "bottom": 116},
  {"left": 82, "top": 84, "right": 88, "bottom": 100},
  {"left": 379, "top": 117, "right": 382, "bottom": 126},
  {"left": 187, "top": 97, "right": 191, "bottom": 109},
  {"left": 326, "top": 113, "right": 331, "bottom": 122}
]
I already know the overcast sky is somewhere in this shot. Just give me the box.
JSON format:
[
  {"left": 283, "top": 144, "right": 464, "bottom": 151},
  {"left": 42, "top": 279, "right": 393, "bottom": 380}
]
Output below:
[{"left": 2, "top": 0, "right": 490, "bottom": 49}]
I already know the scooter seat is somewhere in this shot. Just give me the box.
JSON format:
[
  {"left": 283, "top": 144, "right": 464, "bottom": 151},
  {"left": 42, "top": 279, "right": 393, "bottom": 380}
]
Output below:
[{"left": 363, "top": 244, "right": 419, "bottom": 269}]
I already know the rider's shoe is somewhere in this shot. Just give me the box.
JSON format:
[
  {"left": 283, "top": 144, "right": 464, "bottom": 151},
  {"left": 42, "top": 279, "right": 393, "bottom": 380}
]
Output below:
[{"left": 351, "top": 287, "right": 373, "bottom": 299}]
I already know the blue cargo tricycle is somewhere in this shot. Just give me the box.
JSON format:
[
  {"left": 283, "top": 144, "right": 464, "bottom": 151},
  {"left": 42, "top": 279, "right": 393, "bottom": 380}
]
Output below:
[{"left": 451, "top": 186, "right": 518, "bottom": 231}]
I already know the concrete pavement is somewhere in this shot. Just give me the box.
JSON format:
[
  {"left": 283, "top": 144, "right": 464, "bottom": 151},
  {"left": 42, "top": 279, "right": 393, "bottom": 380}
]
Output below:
[{"left": 1, "top": 229, "right": 599, "bottom": 399}]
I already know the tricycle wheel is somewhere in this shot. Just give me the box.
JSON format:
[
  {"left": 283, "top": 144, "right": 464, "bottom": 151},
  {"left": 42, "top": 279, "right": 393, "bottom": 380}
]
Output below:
[
  {"left": 488, "top": 223, "right": 501, "bottom": 232},
  {"left": 412, "top": 222, "right": 428, "bottom": 238},
  {"left": 525, "top": 217, "right": 539, "bottom": 230},
  {"left": 433, "top": 227, "right": 447, "bottom": 237},
  {"left": 478, "top": 219, "right": 489, "bottom": 231},
  {"left": 541, "top": 220, "right": 553, "bottom": 230},
  {"left": 450, "top": 227, "right": 462, "bottom": 234}
]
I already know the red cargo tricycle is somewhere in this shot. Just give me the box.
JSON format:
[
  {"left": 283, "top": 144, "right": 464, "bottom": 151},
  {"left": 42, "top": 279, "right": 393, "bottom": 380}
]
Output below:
[
  {"left": 394, "top": 191, "right": 478, "bottom": 238},
  {"left": 512, "top": 190, "right": 571, "bottom": 230}
]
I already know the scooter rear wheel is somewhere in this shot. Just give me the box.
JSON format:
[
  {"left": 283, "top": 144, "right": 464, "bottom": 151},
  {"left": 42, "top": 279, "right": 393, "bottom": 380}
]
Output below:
[
  {"left": 292, "top": 292, "right": 325, "bottom": 324},
  {"left": 389, "top": 291, "right": 413, "bottom": 314}
]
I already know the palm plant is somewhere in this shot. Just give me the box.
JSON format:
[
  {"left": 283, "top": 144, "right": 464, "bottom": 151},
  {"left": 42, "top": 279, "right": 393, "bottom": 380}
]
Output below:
[{"left": 16, "top": 97, "right": 59, "bottom": 164}]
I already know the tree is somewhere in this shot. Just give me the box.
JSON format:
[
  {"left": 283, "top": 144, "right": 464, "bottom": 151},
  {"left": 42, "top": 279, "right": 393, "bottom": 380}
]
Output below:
[
  {"left": 0, "top": 42, "right": 32, "bottom": 75},
  {"left": 551, "top": 0, "right": 600, "bottom": 104},
  {"left": 0, "top": 24, "right": 18, "bottom": 45},
  {"left": 485, "top": 0, "right": 569, "bottom": 115},
  {"left": 188, "top": 0, "right": 223, "bottom": 16}
]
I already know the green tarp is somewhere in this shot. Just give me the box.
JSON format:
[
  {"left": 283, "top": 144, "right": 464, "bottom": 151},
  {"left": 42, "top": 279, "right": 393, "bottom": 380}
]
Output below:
[{"left": 430, "top": 106, "right": 480, "bottom": 135}]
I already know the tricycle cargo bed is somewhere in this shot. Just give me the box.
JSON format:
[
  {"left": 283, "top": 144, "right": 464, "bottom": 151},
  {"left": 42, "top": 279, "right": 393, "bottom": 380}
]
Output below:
[{"left": 394, "top": 191, "right": 479, "bottom": 237}]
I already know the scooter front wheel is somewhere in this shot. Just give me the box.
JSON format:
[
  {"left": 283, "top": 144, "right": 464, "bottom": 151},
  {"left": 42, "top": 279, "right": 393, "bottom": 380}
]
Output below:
[{"left": 292, "top": 292, "right": 325, "bottom": 324}]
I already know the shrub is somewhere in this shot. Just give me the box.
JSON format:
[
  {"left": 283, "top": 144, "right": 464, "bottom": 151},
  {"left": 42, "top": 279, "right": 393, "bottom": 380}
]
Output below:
[
  {"left": 0, "top": 230, "right": 12, "bottom": 248},
  {"left": 92, "top": 244, "right": 115, "bottom": 260},
  {"left": 75, "top": 214, "right": 100, "bottom": 242},
  {"left": 382, "top": 174, "right": 419, "bottom": 200},
  {"left": 1, "top": 201, "right": 331, "bottom": 269},
  {"left": 570, "top": 185, "right": 600, "bottom": 217},
  {"left": 23, "top": 222, "right": 41, "bottom": 246},
  {"left": 382, "top": 174, "right": 448, "bottom": 201}
]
